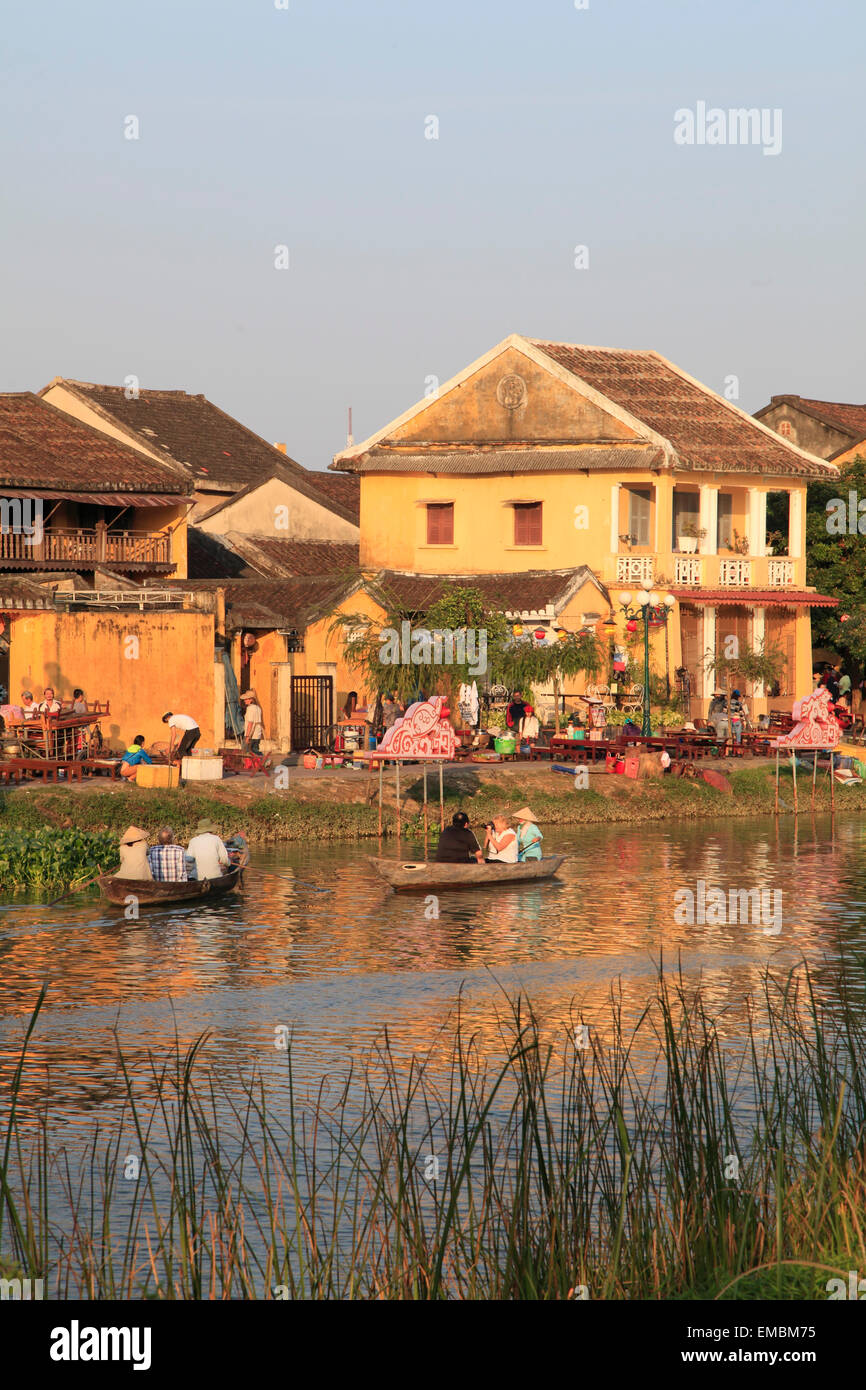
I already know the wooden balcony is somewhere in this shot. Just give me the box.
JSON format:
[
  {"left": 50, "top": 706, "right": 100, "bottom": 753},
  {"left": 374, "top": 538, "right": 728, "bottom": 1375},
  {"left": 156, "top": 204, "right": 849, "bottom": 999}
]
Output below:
[{"left": 0, "top": 527, "right": 173, "bottom": 570}]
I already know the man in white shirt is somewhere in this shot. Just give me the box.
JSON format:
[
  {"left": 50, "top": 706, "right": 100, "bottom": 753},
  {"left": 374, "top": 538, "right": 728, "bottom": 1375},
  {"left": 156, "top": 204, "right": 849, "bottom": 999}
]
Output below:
[
  {"left": 186, "top": 818, "right": 230, "bottom": 881},
  {"left": 36, "top": 686, "right": 61, "bottom": 714},
  {"left": 240, "top": 690, "right": 264, "bottom": 754},
  {"left": 162, "top": 710, "right": 201, "bottom": 763}
]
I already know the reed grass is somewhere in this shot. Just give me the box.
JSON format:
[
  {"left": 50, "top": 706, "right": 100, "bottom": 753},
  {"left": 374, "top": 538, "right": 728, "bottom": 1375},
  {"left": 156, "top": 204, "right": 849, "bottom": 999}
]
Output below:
[{"left": 2, "top": 962, "right": 866, "bottom": 1299}]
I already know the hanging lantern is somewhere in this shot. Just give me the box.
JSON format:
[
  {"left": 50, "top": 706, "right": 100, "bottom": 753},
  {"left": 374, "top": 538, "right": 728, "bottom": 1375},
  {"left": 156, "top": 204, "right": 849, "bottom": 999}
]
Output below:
[
  {"left": 512, "top": 623, "right": 524, "bottom": 637},
  {"left": 601, "top": 615, "right": 617, "bottom": 635},
  {"left": 557, "top": 627, "right": 569, "bottom": 642},
  {"left": 533, "top": 627, "right": 546, "bottom": 642},
  {"left": 626, "top": 618, "right": 638, "bottom": 633}
]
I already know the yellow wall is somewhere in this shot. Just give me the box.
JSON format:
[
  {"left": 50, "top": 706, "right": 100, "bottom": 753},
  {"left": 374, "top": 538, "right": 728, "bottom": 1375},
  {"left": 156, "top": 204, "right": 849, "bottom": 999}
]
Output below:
[
  {"left": 197, "top": 476, "right": 358, "bottom": 544},
  {"left": 10, "top": 610, "right": 216, "bottom": 752},
  {"left": 296, "top": 588, "right": 384, "bottom": 712}
]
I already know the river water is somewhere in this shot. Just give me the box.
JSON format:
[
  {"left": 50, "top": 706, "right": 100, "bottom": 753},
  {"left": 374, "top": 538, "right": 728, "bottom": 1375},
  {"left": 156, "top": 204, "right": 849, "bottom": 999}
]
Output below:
[{"left": 2, "top": 812, "right": 865, "bottom": 1137}]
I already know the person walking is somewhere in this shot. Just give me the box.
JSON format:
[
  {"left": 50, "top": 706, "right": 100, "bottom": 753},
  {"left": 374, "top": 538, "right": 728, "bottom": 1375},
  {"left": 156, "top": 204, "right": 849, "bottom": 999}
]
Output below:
[{"left": 162, "top": 710, "right": 201, "bottom": 763}]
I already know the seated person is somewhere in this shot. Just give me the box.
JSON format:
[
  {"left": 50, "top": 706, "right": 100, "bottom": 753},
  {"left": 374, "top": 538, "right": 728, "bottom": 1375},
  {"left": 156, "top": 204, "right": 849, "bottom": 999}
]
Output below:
[
  {"left": 20, "top": 690, "right": 39, "bottom": 719},
  {"left": 120, "top": 734, "right": 153, "bottom": 781},
  {"left": 71, "top": 688, "right": 88, "bottom": 715},
  {"left": 118, "top": 825, "right": 153, "bottom": 881},
  {"left": 435, "top": 811, "right": 482, "bottom": 863},
  {"left": 36, "top": 687, "right": 60, "bottom": 715},
  {"left": 513, "top": 808, "right": 543, "bottom": 861},
  {"left": 484, "top": 814, "right": 519, "bottom": 863},
  {"left": 187, "top": 817, "right": 230, "bottom": 881},
  {"left": 146, "top": 826, "right": 189, "bottom": 882}
]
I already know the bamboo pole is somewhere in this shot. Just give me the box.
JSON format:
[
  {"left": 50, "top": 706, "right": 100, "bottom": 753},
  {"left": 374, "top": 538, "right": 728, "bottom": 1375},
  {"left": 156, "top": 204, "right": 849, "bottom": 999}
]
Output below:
[
  {"left": 791, "top": 748, "right": 798, "bottom": 815},
  {"left": 811, "top": 750, "right": 818, "bottom": 810},
  {"left": 830, "top": 749, "right": 835, "bottom": 814},
  {"left": 439, "top": 760, "right": 444, "bottom": 829},
  {"left": 774, "top": 746, "right": 779, "bottom": 815},
  {"left": 396, "top": 760, "right": 401, "bottom": 848},
  {"left": 423, "top": 763, "right": 429, "bottom": 861}
]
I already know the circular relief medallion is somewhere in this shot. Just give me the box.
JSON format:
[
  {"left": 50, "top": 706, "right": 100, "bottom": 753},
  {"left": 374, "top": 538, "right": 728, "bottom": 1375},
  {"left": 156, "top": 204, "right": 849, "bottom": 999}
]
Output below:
[{"left": 496, "top": 374, "right": 527, "bottom": 410}]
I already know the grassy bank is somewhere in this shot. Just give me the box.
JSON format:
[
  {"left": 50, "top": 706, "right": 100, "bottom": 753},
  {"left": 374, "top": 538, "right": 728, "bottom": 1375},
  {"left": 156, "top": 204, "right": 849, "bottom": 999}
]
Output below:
[
  {"left": 0, "top": 764, "right": 863, "bottom": 855},
  {"left": 2, "top": 966, "right": 865, "bottom": 1299}
]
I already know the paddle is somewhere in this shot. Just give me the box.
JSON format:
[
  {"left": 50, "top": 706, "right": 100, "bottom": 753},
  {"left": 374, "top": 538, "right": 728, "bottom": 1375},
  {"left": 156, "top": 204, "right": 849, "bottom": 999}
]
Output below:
[{"left": 48, "top": 867, "right": 103, "bottom": 907}]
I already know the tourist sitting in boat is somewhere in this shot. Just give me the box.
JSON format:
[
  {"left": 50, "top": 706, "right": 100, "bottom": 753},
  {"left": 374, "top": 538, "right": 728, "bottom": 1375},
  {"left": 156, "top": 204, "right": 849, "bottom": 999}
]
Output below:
[
  {"left": 146, "top": 826, "right": 190, "bottom": 882},
  {"left": 118, "top": 825, "right": 153, "bottom": 881},
  {"left": 435, "top": 811, "right": 483, "bottom": 864},
  {"left": 186, "top": 818, "right": 230, "bottom": 881},
  {"left": 513, "top": 807, "right": 543, "bottom": 862},
  {"left": 484, "top": 814, "right": 519, "bottom": 863},
  {"left": 120, "top": 734, "right": 153, "bottom": 782}
]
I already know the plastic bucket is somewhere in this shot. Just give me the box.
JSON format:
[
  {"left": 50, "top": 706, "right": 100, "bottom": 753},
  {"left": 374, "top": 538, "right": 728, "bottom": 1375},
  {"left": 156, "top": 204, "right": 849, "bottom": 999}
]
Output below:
[{"left": 494, "top": 737, "right": 516, "bottom": 754}]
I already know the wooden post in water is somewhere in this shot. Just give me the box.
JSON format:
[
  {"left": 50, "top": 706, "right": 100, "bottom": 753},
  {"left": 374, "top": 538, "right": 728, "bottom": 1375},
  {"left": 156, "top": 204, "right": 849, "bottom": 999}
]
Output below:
[
  {"left": 395, "top": 759, "right": 401, "bottom": 847},
  {"left": 423, "top": 762, "right": 429, "bottom": 861},
  {"left": 378, "top": 759, "right": 383, "bottom": 838},
  {"left": 811, "top": 750, "right": 818, "bottom": 810},
  {"left": 791, "top": 748, "right": 798, "bottom": 815},
  {"left": 830, "top": 749, "right": 835, "bottom": 814},
  {"left": 774, "top": 746, "right": 780, "bottom": 815},
  {"left": 439, "top": 760, "right": 444, "bottom": 829}
]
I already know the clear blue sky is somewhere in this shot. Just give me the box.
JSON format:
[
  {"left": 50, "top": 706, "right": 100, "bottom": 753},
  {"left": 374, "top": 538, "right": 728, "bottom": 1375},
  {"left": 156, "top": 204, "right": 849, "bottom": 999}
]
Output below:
[{"left": 2, "top": 0, "right": 863, "bottom": 469}]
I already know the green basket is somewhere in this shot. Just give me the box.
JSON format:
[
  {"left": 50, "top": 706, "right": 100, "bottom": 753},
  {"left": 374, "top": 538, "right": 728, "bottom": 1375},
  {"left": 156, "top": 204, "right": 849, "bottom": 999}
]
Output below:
[{"left": 494, "top": 737, "right": 516, "bottom": 754}]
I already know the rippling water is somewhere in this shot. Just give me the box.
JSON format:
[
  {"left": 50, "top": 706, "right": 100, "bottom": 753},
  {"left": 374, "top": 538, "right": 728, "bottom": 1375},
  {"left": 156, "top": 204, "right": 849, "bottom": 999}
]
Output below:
[{"left": 2, "top": 812, "right": 866, "bottom": 1141}]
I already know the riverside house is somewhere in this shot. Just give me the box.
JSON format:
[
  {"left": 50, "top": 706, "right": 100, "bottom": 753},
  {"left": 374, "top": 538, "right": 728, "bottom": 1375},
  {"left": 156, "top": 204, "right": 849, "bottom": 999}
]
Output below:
[
  {"left": 754, "top": 395, "right": 866, "bottom": 466},
  {"left": 331, "top": 334, "right": 840, "bottom": 716}
]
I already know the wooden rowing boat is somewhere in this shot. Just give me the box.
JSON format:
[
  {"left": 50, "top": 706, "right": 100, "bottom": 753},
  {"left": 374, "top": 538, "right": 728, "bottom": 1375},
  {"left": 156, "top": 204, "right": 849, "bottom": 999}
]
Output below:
[
  {"left": 97, "top": 858, "right": 246, "bottom": 906},
  {"left": 368, "top": 854, "right": 564, "bottom": 892}
]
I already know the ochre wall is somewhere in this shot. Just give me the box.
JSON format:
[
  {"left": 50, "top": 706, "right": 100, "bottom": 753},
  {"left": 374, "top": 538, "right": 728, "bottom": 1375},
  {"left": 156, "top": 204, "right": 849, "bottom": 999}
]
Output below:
[
  {"left": 10, "top": 610, "right": 216, "bottom": 752},
  {"left": 197, "top": 477, "right": 358, "bottom": 543}
]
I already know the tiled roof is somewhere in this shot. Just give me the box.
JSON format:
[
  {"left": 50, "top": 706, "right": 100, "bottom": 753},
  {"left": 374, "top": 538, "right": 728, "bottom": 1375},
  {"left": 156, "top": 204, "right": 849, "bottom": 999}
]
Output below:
[
  {"left": 371, "top": 566, "right": 608, "bottom": 617},
  {"left": 193, "top": 462, "right": 360, "bottom": 528},
  {"left": 756, "top": 395, "right": 866, "bottom": 444},
  {"left": 531, "top": 342, "right": 836, "bottom": 479},
  {"left": 223, "top": 536, "right": 360, "bottom": 578},
  {"left": 44, "top": 380, "right": 307, "bottom": 492},
  {"left": 0, "top": 576, "right": 57, "bottom": 610},
  {"left": 187, "top": 529, "right": 255, "bottom": 579},
  {"left": 304, "top": 472, "right": 360, "bottom": 521},
  {"left": 162, "top": 577, "right": 361, "bottom": 629},
  {"left": 341, "top": 446, "right": 660, "bottom": 475},
  {"left": 0, "top": 394, "right": 190, "bottom": 494},
  {"left": 674, "top": 589, "right": 838, "bottom": 607}
]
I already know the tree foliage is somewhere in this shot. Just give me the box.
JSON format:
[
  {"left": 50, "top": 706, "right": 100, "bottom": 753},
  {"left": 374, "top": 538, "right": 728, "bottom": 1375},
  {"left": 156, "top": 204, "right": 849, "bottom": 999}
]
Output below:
[{"left": 805, "top": 454, "right": 866, "bottom": 661}]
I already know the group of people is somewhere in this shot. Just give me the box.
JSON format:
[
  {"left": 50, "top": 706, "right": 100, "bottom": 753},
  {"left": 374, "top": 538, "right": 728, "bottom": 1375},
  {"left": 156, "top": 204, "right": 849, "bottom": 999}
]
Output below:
[
  {"left": 117, "top": 818, "right": 238, "bottom": 882},
  {"left": 813, "top": 663, "right": 862, "bottom": 723},
  {"left": 17, "top": 687, "right": 88, "bottom": 717},
  {"left": 435, "top": 807, "right": 543, "bottom": 865},
  {"left": 707, "top": 688, "right": 750, "bottom": 744}
]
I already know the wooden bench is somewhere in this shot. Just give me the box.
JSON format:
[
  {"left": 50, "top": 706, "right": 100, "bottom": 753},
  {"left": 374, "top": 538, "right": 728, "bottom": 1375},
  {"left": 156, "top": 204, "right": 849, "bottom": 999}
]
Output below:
[{"left": 0, "top": 758, "right": 85, "bottom": 782}]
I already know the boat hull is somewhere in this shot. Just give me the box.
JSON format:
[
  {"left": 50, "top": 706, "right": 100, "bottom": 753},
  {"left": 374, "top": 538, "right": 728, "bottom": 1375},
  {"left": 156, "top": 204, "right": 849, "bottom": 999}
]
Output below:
[
  {"left": 97, "top": 864, "right": 244, "bottom": 905},
  {"left": 368, "top": 854, "right": 564, "bottom": 892}
]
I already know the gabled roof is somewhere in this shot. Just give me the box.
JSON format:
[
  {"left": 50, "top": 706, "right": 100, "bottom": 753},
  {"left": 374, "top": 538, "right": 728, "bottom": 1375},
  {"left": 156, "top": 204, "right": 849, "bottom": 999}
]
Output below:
[
  {"left": 41, "top": 379, "right": 307, "bottom": 493},
  {"left": 187, "top": 529, "right": 256, "bottom": 580},
  {"left": 194, "top": 462, "right": 360, "bottom": 528},
  {"left": 154, "top": 576, "right": 364, "bottom": 630},
  {"left": 368, "top": 566, "right": 609, "bottom": 619},
  {"left": 0, "top": 393, "right": 191, "bottom": 495},
  {"left": 332, "top": 334, "right": 838, "bottom": 480},
  {"left": 219, "top": 536, "right": 360, "bottom": 578},
  {"left": 754, "top": 395, "right": 866, "bottom": 450}
]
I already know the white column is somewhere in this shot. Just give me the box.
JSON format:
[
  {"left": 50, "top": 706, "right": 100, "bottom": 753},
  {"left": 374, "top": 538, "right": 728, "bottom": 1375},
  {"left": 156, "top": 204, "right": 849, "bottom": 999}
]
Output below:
[
  {"left": 610, "top": 483, "right": 621, "bottom": 554},
  {"left": 699, "top": 484, "right": 718, "bottom": 554},
  {"left": 748, "top": 488, "right": 767, "bottom": 556},
  {"left": 752, "top": 607, "right": 766, "bottom": 697},
  {"left": 702, "top": 605, "right": 716, "bottom": 699},
  {"left": 788, "top": 489, "right": 802, "bottom": 559}
]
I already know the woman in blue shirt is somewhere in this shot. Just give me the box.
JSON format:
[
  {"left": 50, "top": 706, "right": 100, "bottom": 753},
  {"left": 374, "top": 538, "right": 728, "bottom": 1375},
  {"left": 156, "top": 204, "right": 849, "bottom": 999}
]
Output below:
[{"left": 120, "top": 734, "right": 153, "bottom": 782}]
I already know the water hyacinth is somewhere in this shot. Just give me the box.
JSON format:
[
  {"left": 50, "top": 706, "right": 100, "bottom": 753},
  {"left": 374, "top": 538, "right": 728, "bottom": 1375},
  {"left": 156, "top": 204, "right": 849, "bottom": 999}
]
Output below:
[{"left": 0, "top": 828, "right": 119, "bottom": 893}]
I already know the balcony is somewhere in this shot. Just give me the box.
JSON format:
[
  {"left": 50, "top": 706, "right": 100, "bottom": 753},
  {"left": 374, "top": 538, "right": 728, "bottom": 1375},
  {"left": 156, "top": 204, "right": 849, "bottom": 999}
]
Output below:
[
  {"left": 767, "top": 557, "right": 795, "bottom": 587},
  {"left": 616, "top": 555, "right": 654, "bottom": 586},
  {"left": 719, "top": 558, "right": 752, "bottom": 586},
  {"left": 674, "top": 557, "right": 702, "bottom": 586},
  {"left": 0, "top": 528, "right": 173, "bottom": 570}
]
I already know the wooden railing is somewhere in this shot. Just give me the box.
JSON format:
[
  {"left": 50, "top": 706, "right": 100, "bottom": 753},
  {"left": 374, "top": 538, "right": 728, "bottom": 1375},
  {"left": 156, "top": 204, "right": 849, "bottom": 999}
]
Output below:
[{"left": 0, "top": 528, "right": 171, "bottom": 565}]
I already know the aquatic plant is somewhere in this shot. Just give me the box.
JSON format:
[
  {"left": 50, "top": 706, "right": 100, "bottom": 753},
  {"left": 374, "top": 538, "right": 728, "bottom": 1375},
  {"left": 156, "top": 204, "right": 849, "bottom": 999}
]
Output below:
[
  {"left": 0, "top": 828, "right": 118, "bottom": 893},
  {"left": 2, "top": 963, "right": 866, "bottom": 1299}
]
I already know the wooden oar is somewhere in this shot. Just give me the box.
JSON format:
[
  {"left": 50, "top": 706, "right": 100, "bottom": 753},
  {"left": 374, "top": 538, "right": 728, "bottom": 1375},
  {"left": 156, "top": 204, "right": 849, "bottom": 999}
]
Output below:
[{"left": 48, "top": 867, "right": 103, "bottom": 907}]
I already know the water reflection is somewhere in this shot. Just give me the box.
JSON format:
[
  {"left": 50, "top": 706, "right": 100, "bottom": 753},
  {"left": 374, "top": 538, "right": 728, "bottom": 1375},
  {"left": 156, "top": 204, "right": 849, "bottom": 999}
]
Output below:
[{"left": 1, "top": 814, "right": 866, "bottom": 1134}]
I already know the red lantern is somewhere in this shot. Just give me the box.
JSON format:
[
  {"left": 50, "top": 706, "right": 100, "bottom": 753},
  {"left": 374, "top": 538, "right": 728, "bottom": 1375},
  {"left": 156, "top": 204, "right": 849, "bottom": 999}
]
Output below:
[
  {"left": 626, "top": 619, "right": 638, "bottom": 633},
  {"left": 534, "top": 628, "right": 546, "bottom": 642}
]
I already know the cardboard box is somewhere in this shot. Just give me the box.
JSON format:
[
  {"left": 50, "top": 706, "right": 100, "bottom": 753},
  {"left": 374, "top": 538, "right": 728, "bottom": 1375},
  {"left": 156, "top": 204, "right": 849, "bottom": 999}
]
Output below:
[{"left": 136, "top": 763, "right": 180, "bottom": 789}]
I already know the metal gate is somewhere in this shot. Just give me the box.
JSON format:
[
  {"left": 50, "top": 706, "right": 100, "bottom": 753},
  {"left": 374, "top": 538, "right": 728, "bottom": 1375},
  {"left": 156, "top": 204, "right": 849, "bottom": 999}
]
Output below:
[{"left": 291, "top": 675, "right": 334, "bottom": 750}]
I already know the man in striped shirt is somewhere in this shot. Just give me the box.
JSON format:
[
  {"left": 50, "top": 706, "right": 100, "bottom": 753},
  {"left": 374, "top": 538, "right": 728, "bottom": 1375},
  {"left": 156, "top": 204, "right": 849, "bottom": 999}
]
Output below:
[{"left": 146, "top": 826, "right": 192, "bottom": 882}]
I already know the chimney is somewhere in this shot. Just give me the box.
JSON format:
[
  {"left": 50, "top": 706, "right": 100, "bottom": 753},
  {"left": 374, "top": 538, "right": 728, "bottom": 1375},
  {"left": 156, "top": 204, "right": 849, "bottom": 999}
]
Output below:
[
  {"left": 273, "top": 442, "right": 287, "bottom": 454},
  {"left": 347, "top": 406, "right": 353, "bottom": 448}
]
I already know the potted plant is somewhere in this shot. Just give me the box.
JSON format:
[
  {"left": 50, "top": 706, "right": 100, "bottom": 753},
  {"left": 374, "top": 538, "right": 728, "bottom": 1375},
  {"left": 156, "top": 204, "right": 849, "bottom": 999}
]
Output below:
[
  {"left": 678, "top": 521, "right": 706, "bottom": 554},
  {"left": 726, "top": 529, "right": 749, "bottom": 555}
]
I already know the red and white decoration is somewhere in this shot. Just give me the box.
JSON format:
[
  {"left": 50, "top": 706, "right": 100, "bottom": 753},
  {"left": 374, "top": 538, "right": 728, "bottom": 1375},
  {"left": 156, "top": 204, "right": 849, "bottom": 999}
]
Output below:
[{"left": 378, "top": 697, "right": 456, "bottom": 759}]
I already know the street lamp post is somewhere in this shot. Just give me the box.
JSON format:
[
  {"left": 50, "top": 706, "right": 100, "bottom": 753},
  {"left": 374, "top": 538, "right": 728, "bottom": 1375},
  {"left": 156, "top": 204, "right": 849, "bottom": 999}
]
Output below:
[{"left": 614, "top": 589, "right": 676, "bottom": 735}]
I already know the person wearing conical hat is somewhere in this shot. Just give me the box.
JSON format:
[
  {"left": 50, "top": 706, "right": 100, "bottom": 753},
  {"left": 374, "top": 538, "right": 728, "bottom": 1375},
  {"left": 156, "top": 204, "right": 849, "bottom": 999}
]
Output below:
[
  {"left": 512, "top": 807, "right": 543, "bottom": 862},
  {"left": 118, "top": 825, "right": 153, "bottom": 881}
]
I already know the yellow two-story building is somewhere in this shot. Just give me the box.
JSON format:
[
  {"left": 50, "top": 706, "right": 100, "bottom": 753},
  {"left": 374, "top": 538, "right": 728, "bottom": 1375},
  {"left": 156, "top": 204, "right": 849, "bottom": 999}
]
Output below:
[{"left": 332, "top": 334, "right": 839, "bottom": 716}]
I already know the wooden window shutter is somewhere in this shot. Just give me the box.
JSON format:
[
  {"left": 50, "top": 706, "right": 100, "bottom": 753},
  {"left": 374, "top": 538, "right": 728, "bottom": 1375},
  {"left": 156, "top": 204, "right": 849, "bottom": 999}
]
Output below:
[
  {"left": 514, "top": 502, "right": 542, "bottom": 545},
  {"left": 426, "top": 503, "right": 454, "bottom": 545}
]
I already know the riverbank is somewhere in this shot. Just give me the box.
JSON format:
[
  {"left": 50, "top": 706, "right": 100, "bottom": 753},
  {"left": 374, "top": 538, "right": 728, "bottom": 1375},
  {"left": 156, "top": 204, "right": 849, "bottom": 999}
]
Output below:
[{"left": 0, "top": 759, "right": 862, "bottom": 844}]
